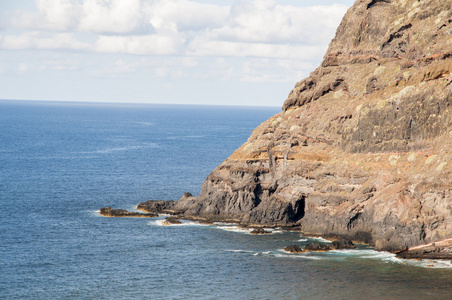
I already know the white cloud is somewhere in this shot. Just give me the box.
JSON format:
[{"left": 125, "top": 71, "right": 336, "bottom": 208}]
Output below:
[
  {"left": 0, "top": 32, "right": 91, "bottom": 50},
  {"left": 6, "top": 0, "right": 348, "bottom": 58},
  {"left": 18, "top": 63, "right": 29, "bottom": 74},
  {"left": 78, "top": 0, "right": 150, "bottom": 34},
  {"left": 148, "top": 0, "right": 229, "bottom": 33},
  {"left": 11, "top": 0, "right": 81, "bottom": 31},
  {"left": 40, "top": 58, "right": 82, "bottom": 71},
  {"left": 95, "top": 34, "right": 185, "bottom": 55},
  {"left": 0, "top": 0, "right": 352, "bottom": 105},
  {"left": 187, "top": 39, "right": 327, "bottom": 60},
  {"left": 216, "top": 2, "right": 346, "bottom": 44}
]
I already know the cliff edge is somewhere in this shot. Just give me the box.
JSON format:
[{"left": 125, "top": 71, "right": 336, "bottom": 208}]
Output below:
[{"left": 181, "top": 0, "right": 452, "bottom": 251}]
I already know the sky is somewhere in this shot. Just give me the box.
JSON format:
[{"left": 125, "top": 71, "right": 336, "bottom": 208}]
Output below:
[{"left": 0, "top": 0, "right": 355, "bottom": 106}]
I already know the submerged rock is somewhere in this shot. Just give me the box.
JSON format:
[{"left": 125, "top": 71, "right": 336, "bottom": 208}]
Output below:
[{"left": 99, "top": 207, "right": 157, "bottom": 218}]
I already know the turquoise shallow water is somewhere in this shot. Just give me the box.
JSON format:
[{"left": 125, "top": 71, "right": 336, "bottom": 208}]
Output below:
[{"left": 1, "top": 100, "right": 451, "bottom": 300}]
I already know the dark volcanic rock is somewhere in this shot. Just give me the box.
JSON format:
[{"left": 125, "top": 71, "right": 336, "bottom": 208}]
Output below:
[
  {"left": 285, "top": 238, "right": 356, "bottom": 254},
  {"left": 250, "top": 228, "right": 272, "bottom": 235},
  {"left": 162, "top": 217, "right": 183, "bottom": 225},
  {"left": 99, "top": 207, "right": 157, "bottom": 218},
  {"left": 137, "top": 193, "right": 199, "bottom": 215},
  {"left": 136, "top": 200, "right": 176, "bottom": 214},
  {"left": 284, "top": 245, "right": 304, "bottom": 253},
  {"left": 303, "top": 243, "right": 332, "bottom": 252},
  {"left": 330, "top": 239, "right": 356, "bottom": 250}
]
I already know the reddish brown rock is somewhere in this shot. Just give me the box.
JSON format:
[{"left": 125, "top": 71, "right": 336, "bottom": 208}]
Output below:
[{"left": 181, "top": 0, "right": 452, "bottom": 252}]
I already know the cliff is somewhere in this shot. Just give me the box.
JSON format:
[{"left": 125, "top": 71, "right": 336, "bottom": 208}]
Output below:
[{"left": 181, "top": 0, "right": 452, "bottom": 251}]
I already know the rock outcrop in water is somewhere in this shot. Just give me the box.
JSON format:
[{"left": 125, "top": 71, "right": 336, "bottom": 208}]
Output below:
[
  {"left": 99, "top": 207, "right": 157, "bottom": 218},
  {"left": 176, "top": 0, "right": 452, "bottom": 253}
]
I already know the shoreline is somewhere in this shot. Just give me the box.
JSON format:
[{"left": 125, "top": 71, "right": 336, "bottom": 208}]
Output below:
[{"left": 99, "top": 204, "right": 452, "bottom": 262}]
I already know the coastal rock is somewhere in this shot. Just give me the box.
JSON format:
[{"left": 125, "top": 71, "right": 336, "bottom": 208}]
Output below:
[
  {"left": 136, "top": 200, "right": 176, "bottom": 214},
  {"left": 330, "top": 239, "right": 357, "bottom": 250},
  {"left": 137, "top": 193, "right": 199, "bottom": 215},
  {"left": 180, "top": 0, "right": 452, "bottom": 253},
  {"left": 99, "top": 207, "right": 157, "bottom": 218},
  {"left": 284, "top": 239, "right": 356, "bottom": 254},
  {"left": 303, "top": 243, "right": 332, "bottom": 252},
  {"left": 395, "top": 238, "right": 452, "bottom": 259},
  {"left": 250, "top": 228, "right": 272, "bottom": 235},
  {"left": 284, "top": 245, "right": 304, "bottom": 253},
  {"left": 161, "top": 217, "right": 183, "bottom": 226}
]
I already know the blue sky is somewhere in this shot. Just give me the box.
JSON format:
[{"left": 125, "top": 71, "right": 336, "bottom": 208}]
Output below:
[{"left": 0, "top": 0, "right": 355, "bottom": 106}]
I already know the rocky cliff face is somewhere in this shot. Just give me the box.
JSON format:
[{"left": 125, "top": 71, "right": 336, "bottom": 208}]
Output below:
[{"left": 183, "top": 0, "right": 452, "bottom": 251}]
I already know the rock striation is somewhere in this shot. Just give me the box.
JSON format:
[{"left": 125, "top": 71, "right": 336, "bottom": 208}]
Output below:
[{"left": 176, "top": 0, "right": 452, "bottom": 253}]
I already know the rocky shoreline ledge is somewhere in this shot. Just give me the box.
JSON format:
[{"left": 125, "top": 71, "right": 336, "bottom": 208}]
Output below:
[
  {"left": 100, "top": 197, "right": 452, "bottom": 260},
  {"left": 99, "top": 207, "right": 157, "bottom": 218}
]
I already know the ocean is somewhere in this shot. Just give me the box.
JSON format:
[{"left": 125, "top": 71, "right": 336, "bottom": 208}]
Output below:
[{"left": 1, "top": 100, "right": 451, "bottom": 300}]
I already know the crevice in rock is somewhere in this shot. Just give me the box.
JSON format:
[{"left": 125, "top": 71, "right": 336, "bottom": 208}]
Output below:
[
  {"left": 366, "top": 0, "right": 391, "bottom": 10},
  {"left": 347, "top": 212, "right": 362, "bottom": 230}
]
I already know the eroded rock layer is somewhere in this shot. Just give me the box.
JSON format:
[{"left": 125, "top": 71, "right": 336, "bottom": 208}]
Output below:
[{"left": 183, "top": 0, "right": 452, "bottom": 251}]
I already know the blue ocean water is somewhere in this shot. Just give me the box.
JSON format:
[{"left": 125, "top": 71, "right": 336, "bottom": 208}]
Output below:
[{"left": 1, "top": 100, "right": 452, "bottom": 300}]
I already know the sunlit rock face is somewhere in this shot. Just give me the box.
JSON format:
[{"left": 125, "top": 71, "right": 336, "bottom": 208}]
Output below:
[{"left": 184, "top": 0, "right": 452, "bottom": 251}]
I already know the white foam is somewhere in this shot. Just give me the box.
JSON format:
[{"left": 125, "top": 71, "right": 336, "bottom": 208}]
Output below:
[
  {"left": 90, "top": 210, "right": 103, "bottom": 217},
  {"left": 214, "top": 225, "right": 283, "bottom": 235},
  {"left": 273, "top": 252, "right": 324, "bottom": 260},
  {"left": 298, "top": 238, "right": 308, "bottom": 242},
  {"left": 310, "top": 236, "right": 333, "bottom": 243},
  {"left": 224, "top": 249, "right": 255, "bottom": 253},
  {"left": 398, "top": 258, "right": 452, "bottom": 269},
  {"left": 267, "top": 229, "right": 284, "bottom": 234},
  {"left": 147, "top": 219, "right": 203, "bottom": 227},
  {"left": 215, "top": 225, "right": 252, "bottom": 234},
  {"left": 213, "top": 222, "right": 238, "bottom": 226}
]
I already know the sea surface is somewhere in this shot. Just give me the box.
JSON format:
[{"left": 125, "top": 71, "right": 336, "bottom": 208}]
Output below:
[{"left": 1, "top": 100, "right": 452, "bottom": 300}]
